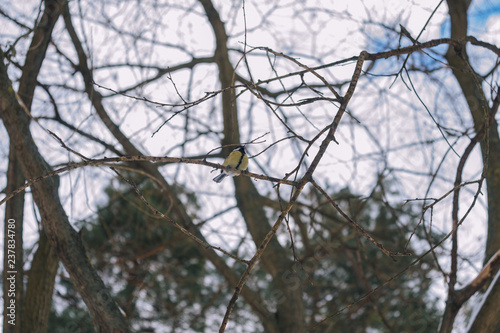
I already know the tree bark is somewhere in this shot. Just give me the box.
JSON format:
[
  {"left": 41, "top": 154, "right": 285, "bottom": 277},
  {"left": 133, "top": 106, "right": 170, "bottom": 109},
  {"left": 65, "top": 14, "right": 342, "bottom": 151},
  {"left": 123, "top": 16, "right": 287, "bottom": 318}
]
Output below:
[
  {"left": 4, "top": 1, "right": 67, "bottom": 331},
  {"left": 23, "top": 231, "right": 59, "bottom": 333},
  {"left": 3, "top": 146, "right": 25, "bottom": 333},
  {"left": 467, "top": 271, "right": 500, "bottom": 333}
]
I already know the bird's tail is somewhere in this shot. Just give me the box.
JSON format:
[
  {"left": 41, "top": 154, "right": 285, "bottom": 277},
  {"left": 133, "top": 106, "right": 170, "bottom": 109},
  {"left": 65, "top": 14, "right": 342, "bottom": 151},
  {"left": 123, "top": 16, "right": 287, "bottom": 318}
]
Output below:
[{"left": 213, "top": 173, "right": 228, "bottom": 183}]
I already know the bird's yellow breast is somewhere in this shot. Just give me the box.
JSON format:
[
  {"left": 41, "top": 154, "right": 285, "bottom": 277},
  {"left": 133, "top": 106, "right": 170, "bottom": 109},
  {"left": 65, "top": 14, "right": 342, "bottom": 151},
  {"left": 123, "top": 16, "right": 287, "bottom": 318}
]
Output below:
[
  {"left": 238, "top": 154, "right": 249, "bottom": 171},
  {"left": 222, "top": 150, "right": 248, "bottom": 171}
]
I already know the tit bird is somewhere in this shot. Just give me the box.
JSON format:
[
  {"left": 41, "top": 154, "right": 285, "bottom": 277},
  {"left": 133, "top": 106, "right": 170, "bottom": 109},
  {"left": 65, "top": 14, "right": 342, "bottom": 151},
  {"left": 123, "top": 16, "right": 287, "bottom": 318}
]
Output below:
[{"left": 213, "top": 145, "right": 249, "bottom": 183}]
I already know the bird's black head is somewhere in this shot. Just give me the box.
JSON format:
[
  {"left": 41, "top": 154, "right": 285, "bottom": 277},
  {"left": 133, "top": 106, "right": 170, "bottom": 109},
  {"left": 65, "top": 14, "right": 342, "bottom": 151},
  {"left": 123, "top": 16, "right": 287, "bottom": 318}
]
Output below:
[{"left": 234, "top": 145, "right": 246, "bottom": 154}]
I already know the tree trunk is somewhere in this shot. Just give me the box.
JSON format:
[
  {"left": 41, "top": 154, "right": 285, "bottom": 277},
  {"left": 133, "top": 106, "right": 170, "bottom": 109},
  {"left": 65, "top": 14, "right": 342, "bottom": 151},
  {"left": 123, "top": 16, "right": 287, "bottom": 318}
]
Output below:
[
  {"left": 24, "top": 231, "right": 59, "bottom": 333},
  {"left": 442, "top": 0, "right": 500, "bottom": 331},
  {"left": 466, "top": 271, "right": 500, "bottom": 333},
  {"left": 3, "top": 147, "right": 25, "bottom": 333},
  {"left": 445, "top": 0, "right": 500, "bottom": 266},
  {"left": 9, "top": 1, "right": 66, "bottom": 331}
]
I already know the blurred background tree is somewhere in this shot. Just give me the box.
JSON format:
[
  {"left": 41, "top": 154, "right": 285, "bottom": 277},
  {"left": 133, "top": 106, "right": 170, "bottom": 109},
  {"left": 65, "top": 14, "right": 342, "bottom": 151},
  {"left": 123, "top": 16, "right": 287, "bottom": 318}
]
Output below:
[{"left": 50, "top": 180, "right": 442, "bottom": 332}]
